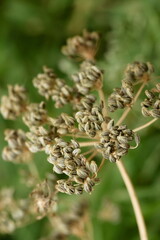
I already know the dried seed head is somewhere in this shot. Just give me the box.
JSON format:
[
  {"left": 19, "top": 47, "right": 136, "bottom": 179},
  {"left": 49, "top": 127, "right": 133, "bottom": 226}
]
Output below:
[
  {"left": 75, "top": 96, "right": 104, "bottom": 137},
  {"left": 31, "top": 180, "right": 57, "bottom": 219},
  {"left": 2, "top": 129, "right": 31, "bottom": 163},
  {"left": 49, "top": 113, "right": 75, "bottom": 135},
  {"left": 141, "top": 84, "right": 160, "bottom": 118},
  {"left": 23, "top": 102, "right": 48, "bottom": 128},
  {"left": 96, "top": 119, "right": 140, "bottom": 162},
  {"left": 45, "top": 138, "right": 98, "bottom": 194},
  {"left": 0, "top": 85, "right": 27, "bottom": 120},
  {"left": 62, "top": 30, "right": 99, "bottom": 60},
  {"left": 33, "top": 66, "right": 57, "bottom": 99},
  {"left": 72, "top": 61, "right": 102, "bottom": 95},
  {"left": 26, "top": 126, "right": 56, "bottom": 153},
  {"left": 108, "top": 61, "right": 154, "bottom": 112},
  {"left": 33, "top": 66, "right": 73, "bottom": 108}
]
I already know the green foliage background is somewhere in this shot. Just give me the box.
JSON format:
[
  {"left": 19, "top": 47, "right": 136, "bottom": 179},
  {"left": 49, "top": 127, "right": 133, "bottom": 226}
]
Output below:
[{"left": 0, "top": 0, "right": 160, "bottom": 239}]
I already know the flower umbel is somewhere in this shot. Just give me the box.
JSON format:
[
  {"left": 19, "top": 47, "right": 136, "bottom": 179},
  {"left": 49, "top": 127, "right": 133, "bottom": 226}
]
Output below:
[{"left": 0, "top": 31, "right": 158, "bottom": 240}]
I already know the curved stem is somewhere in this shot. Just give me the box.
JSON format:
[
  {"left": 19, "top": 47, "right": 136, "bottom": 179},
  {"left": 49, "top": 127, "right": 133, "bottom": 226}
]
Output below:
[
  {"left": 97, "top": 158, "right": 106, "bottom": 172},
  {"left": 117, "top": 82, "right": 146, "bottom": 125},
  {"left": 83, "top": 148, "right": 95, "bottom": 156},
  {"left": 116, "top": 161, "right": 148, "bottom": 240},
  {"left": 133, "top": 118, "right": 157, "bottom": 132}
]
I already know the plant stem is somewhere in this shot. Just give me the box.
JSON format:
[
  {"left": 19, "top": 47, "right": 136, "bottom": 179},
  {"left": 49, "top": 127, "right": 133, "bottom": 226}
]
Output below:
[
  {"left": 79, "top": 141, "right": 98, "bottom": 147},
  {"left": 133, "top": 118, "right": 157, "bottom": 132},
  {"left": 83, "top": 148, "right": 95, "bottom": 156},
  {"left": 65, "top": 134, "right": 91, "bottom": 139},
  {"left": 28, "top": 160, "right": 40, "bottom": 180},
  {"left": 117, "top": 82, "right": 146, "bottom": 125},
  {"left": 87, "top": 150, "right": 97, "bottom": 161},
  {"left": 98, "top": 88, "right": 108, "bottom": 117},
  {"left": 98, "top": 88, "right": 108, "bottom": 130},
  {"left": 116, "top": 161, "right": 148, "bottom": 240},
  {"left": 97, "top": 158, "right": 106, "bottom": 172}
]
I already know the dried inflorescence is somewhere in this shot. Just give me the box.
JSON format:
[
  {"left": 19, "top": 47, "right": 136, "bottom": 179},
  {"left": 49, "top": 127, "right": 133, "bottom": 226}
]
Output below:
[
  {"left": 141, "top": 83, "right": 160, "bottom": 118},
  {"left": 30, "top": 180, "right": 57, "bottom": 219},
  {"left": 33, "top": 66, "right": 73, "bottom": 108},
  {"left": 96, "top": 120, "right": 140, "bottom": 162},
  {"left": 72, "top": 61, "right": 102, "bottom": 95},
  {"left": 26, "top": 126, "right": 57, "bottom": 153},
  {"left": 75, "top": 95, "right": 104, "bottom": 137},
  {"left": 0, "top": 85, "right": 27, "bottom": 119},
  {"left": 0, "top": 30, "right": 159, "bottom": 237},
  {"left": 40, "top": 201, "right": 89, "bottom": 240},
  {"left": 108, "top": 62, "right": 154, "bottom": 112},
  {"left": 33, "top": 66, "right": 57, "bottom": 99},
  {"left": 45, "top": 138, "right": 98, "bottom": 194},
  {"left": 2, "top": 129, "right": 31, "bottom": 163},
  {"left": 62, "top": 30, "right": 99, "bottom": 60},
  {"left": 0, "top": 188, "right": 31, "bottom": 234},
  {"left": 49, "top": 113, "right": 75, "bottom": 135},
  {"left": 23, "top": 102, "right": 48, "bottom": 128}
]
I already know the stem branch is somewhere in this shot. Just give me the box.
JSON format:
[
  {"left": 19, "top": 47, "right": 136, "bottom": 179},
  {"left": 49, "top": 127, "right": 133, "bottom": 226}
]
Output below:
[
  {"left": 79, "top": 141, "right": 98, "bottom": 147},
  {"left": 133, "top": 118, "right": 157, "bottom": 132},
  {"left": 116, "top": 161, "right": 148, "bottom": 240},
  {"left": 98, "top": 88, "right": 108, "bottom": 117}
]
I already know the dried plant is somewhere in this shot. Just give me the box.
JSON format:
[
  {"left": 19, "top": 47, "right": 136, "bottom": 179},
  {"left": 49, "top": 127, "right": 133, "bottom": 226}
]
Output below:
[{"left": 0, "top": 30, "right": 159, "bottom": 240}]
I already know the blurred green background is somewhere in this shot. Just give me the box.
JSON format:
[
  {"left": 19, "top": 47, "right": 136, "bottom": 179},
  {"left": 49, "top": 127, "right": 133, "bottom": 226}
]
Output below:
[{"left": 0, "top": 0, "right": 160, "bottom": 239}]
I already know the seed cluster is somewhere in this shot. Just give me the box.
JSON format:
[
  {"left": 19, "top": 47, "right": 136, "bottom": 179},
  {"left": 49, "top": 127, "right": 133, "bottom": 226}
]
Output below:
[
  {"left": 49, "top": 113, "right": 75, "bottom": 135},
  {"left": 23, "top": 102, "right": 48, "bottom": 128},
  {"left": 0, "top": 85, "right": 27, "bottom": 120},
  {"left": 108, "top": 62, "right": 154, "bottom": 112},
  {"left": 75, "top": 95, "right": 104, "bottom": 137},
  {"left": 2, "top": 129, "right": 31, "bottom": 163},
  {"left": 26, "top": 113, "right": 75, "bottom": 153},
  {"left": 26, "top": 126, "right": 56, "bottom": 153},
  {"left": 72, "top": 61, "right": 102, "bottom": 95},
  {"left": 61, "top": 30, "right": 99, "bottom": 60},
  {"left": 96, "top": 120, "right": 140, "bottom": 162},
  {"left": 33, "top": 66, "right": 73, "bottom": 108},
  {"left": 45, "top": 138, "right": 98, "bottom": 194},
  {"left": 0, "top": 188, "right": 33, "bottom": 234},
  {"left": 141, "top": 83, "right": 160, "bottom": 118},
  {"left": 30, "top": 180, "right": 57, "bottom": 219},
  {"left": 42, "top": 201, "right": 88, "bottom": 240}
]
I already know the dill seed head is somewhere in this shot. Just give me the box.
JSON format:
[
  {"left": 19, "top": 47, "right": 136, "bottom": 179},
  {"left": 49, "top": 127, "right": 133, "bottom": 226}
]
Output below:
[
  {"left": 30, "top": 180, "right": 57, "bottom": 219},
  {"left": 2, "top": 129, "right": 31, "bottom": 163},
  {"left": 141, "top": 84, "right": 160, "bottom": 118},
  {"left": 0, "top": 85, "right": 27, "bottom": 120},
  {"left": 23, "top": 102, "right": 48, "bottom": 128},
  {"left": 26, "top": 126, "right": 56, "bottom": 153},
  {"left": 108, "top": 61, "right": 154, "bottom": 112},
  {"left": 45, "top": 138, "right": 98, "bottom": 194},
  {"left": 33, "top": 66, "right": 57, "bottom": 99},
  {"left": 51, "top": 78, "right": 73, "bottom": 108},
  {"left": 75, "top": 95, "right": 104, "bottom": 137},
  {"left": 0, "top": 188, "right": 31, "bottom": 233},
  {"left": 72, "top": 61, "right": 102, "bottom": 95},
  {"left": 33, "top": 66, "right": 73, "bottom": 108},
  {"left": 125, "top": 61, "right": 154, "bottom": 80},
  {"left": 49, "top": 113, "right": 75, "bottom": 135},
  {"left": 61, "top": 30, "right": 99, "bottom": 60},
  {"left": 96, "top": 119, "right": 140, "bottom": 162}
]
